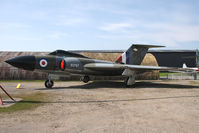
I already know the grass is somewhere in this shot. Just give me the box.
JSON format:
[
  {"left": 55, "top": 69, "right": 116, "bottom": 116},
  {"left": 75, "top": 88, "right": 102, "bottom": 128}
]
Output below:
[
  {"left": 160, "top": 72, "right": 199, "bottom": 77},
  {"left": 0, "top": 92, "right": 49, "bottom": 113},
  {"left": 159, "top": 72, "right": 169, "bottom": 77},
  {"left": 189, "top": 81, "right": 199, "bottom": 85},
  {"left": 159, "top": 72, "right": 181, "bottom": 77}
]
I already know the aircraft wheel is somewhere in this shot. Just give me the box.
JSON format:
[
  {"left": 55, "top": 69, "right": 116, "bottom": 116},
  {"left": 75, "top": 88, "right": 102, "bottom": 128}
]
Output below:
[
  {"left": 81, "top": 76, "right": 90, "bottom": 83},
  {"left": 45, "top": 79, "right": 54, "bottom": 88}
]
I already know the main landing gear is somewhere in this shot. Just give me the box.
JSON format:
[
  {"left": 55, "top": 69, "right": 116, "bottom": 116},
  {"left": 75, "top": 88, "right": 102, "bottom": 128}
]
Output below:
[
  {"left": 122, "top": 69, "right": 136, "bottom": 87},
  {"left": 45, "top": 79, "right": 54, "bottom": 88},
  {"left": 80, "top": 75, "right": 90, "bottom": 83},
  {"left": 124, "top": 76, "right": 135, "bottom": 87}
]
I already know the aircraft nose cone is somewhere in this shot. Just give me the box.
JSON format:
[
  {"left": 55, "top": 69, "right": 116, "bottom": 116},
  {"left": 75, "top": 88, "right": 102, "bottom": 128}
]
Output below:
[{"left": 5, "top": 56, "right": 36, "bottom": 71}]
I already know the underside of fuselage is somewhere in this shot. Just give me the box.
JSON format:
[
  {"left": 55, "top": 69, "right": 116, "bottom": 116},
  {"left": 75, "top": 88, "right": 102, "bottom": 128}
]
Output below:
[{"left": 35, "top": 67, "right": 124, "bottom": 76}]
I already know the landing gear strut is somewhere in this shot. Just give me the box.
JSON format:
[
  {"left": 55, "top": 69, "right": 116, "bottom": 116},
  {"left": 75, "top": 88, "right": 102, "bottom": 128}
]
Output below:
[
  {"left": 124, "top": 76, "right": 135, "bottom": 87},
  {"left": 122, "top": 69, "right": 136, "bottom": 87},
  {"left": 45, "top": 79, "right": 54, "bottom": 88},
  {"left": 80, "top": 76, "right": 90, "bottom": 83}
]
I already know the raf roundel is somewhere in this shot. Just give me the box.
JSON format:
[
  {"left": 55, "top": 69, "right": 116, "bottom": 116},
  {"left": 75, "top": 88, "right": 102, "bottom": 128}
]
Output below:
[{"left": 39, "top": 59, "right": 48, "bottom": 68}]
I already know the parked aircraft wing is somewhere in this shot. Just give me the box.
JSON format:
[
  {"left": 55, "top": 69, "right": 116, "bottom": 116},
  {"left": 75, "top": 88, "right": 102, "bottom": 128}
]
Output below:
[{"left": 84, "top": 63, "right": 194, "bottom": 72}]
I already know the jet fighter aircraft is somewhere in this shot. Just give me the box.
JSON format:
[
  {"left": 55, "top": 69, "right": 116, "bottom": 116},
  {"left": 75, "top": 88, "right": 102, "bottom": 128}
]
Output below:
[
  {"left": 182, "top": 63, "right": 199, "bottom": 72},
  {"left": 5, "top": 44, "right": 192, "bottom": 88}
]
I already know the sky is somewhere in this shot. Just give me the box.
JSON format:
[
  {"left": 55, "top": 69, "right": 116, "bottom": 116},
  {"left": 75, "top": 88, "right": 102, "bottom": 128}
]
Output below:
[{"left": 0, "top": 0, "right": 199, "bottom": 51}]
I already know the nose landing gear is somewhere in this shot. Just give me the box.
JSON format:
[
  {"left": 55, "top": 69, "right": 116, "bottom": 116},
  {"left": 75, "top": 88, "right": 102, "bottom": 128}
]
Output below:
[{"left": 45, "top": 79, "right": 54, "bottom": 88}]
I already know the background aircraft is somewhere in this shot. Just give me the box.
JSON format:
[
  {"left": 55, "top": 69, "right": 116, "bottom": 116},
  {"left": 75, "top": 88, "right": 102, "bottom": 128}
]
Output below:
[
  {"left": 182, "top": 63, "right": 199, "bottom": 72},
  {"left": 5, "top": 44, "right": 192, "bottom": 88},
  {"left": 180, "top": 49, "right": 199, "bottom": 72}
]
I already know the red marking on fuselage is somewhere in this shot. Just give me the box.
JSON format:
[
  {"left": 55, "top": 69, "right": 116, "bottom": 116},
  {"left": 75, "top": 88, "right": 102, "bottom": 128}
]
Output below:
[
  {"left": 117, "top": 55, "right": 122, "bottom": 63},
  {"left": 60, "top": 60, "right": 64, "bottom": 70}
]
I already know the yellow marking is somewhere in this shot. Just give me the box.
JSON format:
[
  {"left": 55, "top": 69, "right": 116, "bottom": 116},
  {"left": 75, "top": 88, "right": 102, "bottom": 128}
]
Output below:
[{"left": 16, "top": 84, "right": 23, "bottom": 89}]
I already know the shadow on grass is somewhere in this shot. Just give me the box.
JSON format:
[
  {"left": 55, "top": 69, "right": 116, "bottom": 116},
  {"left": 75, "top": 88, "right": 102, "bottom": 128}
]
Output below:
[
  {"left": 36, "top": 81, "right": 126, "bottom": 90},
  {"left": 36, "top": 80, "right": 199, "bottom": 90},
  {"left": 2, "top": 100, "right": 41, "bottom": 104},
  {"left": 0, "top": 92, "right": 47, "bottom": 113},
  {"left": 134, "top": 81, "right": 199, "bottom": 89},
  {"left": 0, "top": 100, "right": 42, "bottom": 113},
  {"left": 17, "top": 95, "right": 199, "bottom": 104}
]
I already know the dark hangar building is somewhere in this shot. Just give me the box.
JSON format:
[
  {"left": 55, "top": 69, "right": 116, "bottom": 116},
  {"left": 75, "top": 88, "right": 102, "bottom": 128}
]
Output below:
[{"left": 149, "top": 50, "right": 197, "bottom": 68}]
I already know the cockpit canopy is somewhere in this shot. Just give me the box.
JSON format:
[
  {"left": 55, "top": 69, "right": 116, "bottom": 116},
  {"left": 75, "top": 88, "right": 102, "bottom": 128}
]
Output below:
[{"left": 49, "top": 50, "right": 88, "bottom": 58}]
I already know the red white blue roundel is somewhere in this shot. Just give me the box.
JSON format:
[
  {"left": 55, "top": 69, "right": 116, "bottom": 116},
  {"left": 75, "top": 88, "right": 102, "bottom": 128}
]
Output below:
[{"left": 39, "top": 59, "right": 48, "bottom": 68}]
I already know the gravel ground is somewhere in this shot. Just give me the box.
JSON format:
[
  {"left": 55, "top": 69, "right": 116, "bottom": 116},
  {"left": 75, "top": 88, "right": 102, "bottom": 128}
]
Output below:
[{"left": 0, "top": 80, "right": 199, "bottom": 133}]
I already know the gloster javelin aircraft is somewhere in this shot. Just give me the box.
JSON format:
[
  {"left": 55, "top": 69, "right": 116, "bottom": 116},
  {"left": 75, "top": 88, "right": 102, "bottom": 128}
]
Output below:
[{"left": 5, "top": 44, "right": 192, "bottom": 88}]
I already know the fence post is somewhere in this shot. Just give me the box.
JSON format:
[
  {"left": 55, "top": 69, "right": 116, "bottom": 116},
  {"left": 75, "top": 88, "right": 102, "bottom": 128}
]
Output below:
[{"left": 193, "top": 73, "right": 197, "bottom": 80}]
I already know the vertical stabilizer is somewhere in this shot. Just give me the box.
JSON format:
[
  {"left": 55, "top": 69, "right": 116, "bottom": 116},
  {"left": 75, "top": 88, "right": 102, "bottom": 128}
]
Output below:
[
  {"left": 182, "top": 63, "right": 187, "bottom": 68},
  {"left": 116, "top": 44, "right": 164, "bottom": 65}
]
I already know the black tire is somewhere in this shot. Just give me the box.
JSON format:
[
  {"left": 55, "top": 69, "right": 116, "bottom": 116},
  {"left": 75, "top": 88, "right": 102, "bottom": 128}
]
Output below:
[
  {"left": 45, "top": 80, "right": 54, "bottom": 88},
  {"left": 81, "top": 76, "right": 90, "bottom": 83}
]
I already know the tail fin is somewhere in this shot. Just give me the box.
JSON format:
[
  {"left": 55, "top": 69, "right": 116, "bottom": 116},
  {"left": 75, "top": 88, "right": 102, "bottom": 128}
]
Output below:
[
  {"left": 182, "top": 63, "right": 187, "bottom": 68},
  {"left": 116, "top": 44, "right": 164, "bottom": 65}
]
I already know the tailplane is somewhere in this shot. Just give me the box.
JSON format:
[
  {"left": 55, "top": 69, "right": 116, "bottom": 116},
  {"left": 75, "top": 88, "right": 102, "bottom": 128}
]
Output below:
[{"left": 116, "top": 44, "right": 164, "bottom": 65}]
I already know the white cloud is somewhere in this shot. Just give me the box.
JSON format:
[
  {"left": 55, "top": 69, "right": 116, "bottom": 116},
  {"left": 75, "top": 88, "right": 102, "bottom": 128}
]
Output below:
[
  {"left": 48, "top": 32, "right": 69, "bottom": 39},
  {"left": 0, "top": 23, "right": 30, "bottom": 29},
  {"left": 99, "top": 23, "right": 133, "bottom": 31},
  {"left": 0, "top": 35, "right": 42, "bottom": 41},
  {"left": 98, "top": 20, "right": 199, "bottom": 48},
  {"left": 140, "top": 22, "right": 199, "bottom": 46},
  {"left": 0, "top": 0, "right": 198, "bottom": 50},
  {"left": 55, "top": 18, "right": 87, "bottom": 26}
]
